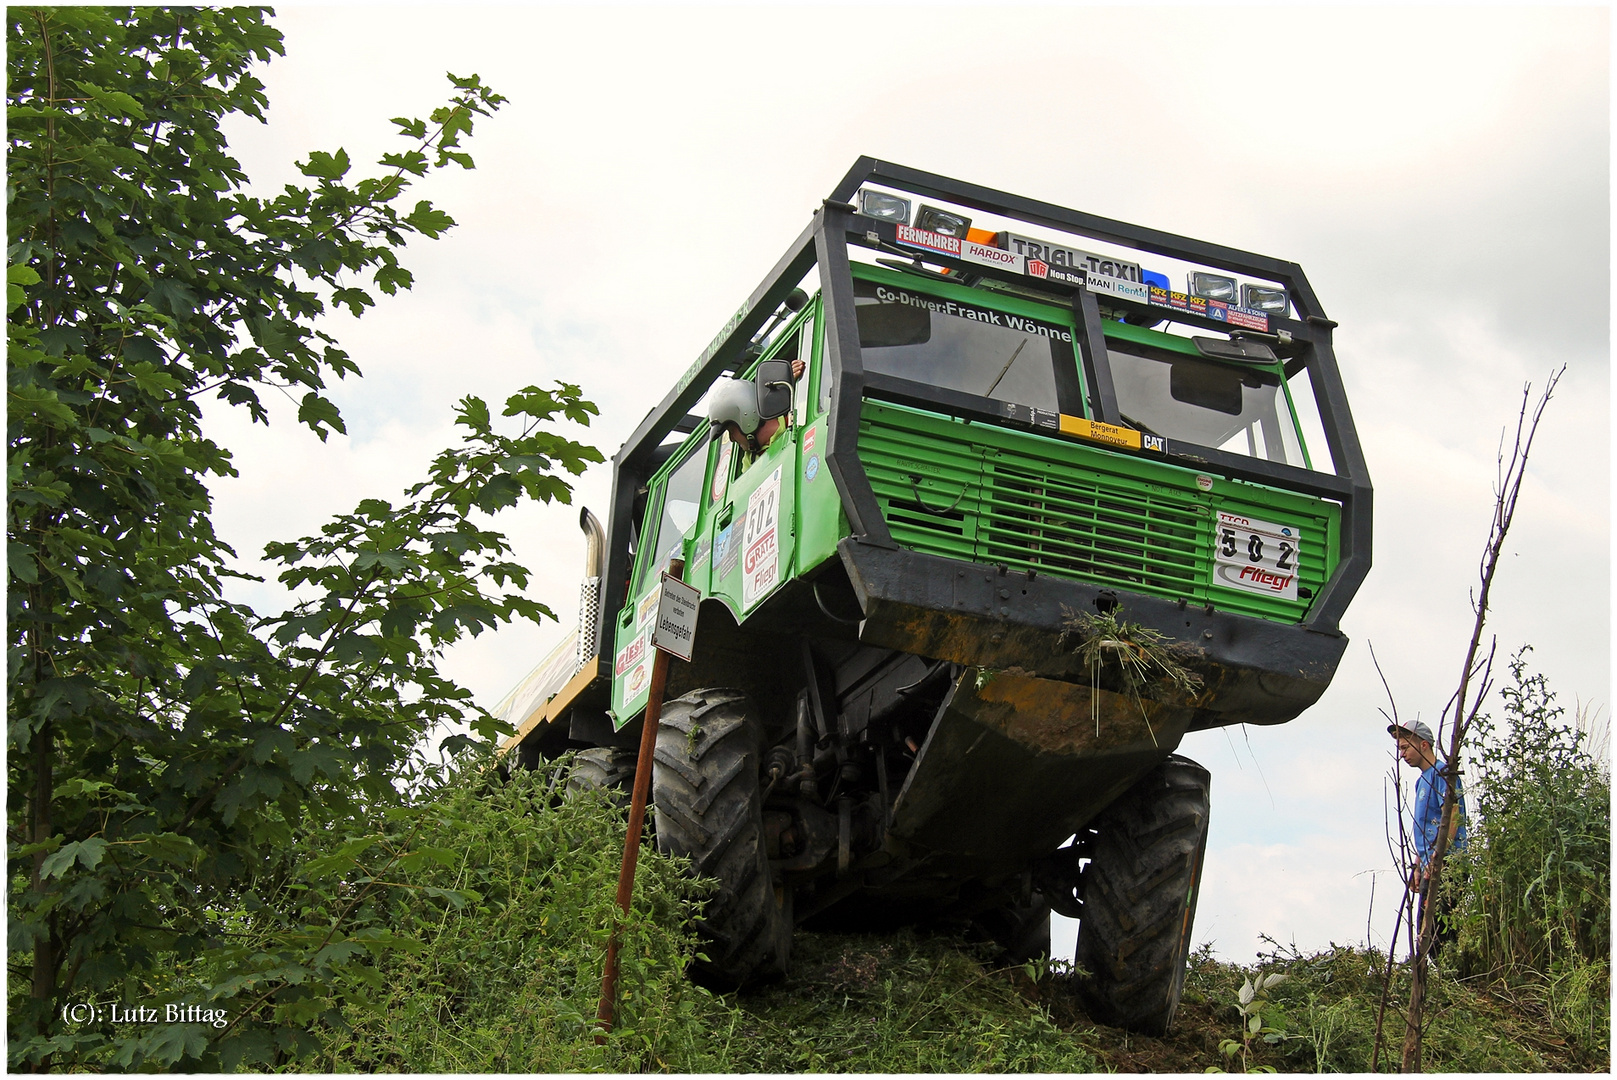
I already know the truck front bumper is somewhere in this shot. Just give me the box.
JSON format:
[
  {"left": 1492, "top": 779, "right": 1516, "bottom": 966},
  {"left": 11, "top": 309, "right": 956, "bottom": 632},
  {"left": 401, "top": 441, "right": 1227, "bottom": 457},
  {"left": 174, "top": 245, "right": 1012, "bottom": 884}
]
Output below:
[{"left": 838, "top": 537, "right": 1348, "bottom": 732}]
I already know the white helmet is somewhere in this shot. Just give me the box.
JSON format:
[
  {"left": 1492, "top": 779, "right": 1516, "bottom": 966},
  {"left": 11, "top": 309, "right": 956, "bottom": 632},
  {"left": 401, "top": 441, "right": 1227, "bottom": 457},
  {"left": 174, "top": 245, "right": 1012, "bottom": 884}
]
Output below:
[{"left": 707, "top": 377, "right": 760, "bottom": 439}]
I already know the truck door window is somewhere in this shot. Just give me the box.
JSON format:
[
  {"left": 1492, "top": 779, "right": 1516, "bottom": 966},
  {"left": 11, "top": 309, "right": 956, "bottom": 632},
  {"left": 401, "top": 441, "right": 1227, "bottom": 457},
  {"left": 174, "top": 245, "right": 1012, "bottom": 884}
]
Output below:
[
  {"left": 853, "top": 279, "right": 1081, "bottom": 415},
  {"left": 634, "top": 434, "right": 711, "bottom": 593},
  {"left": 1107, "top": 345, "right": 1308, "bottom": 468}
]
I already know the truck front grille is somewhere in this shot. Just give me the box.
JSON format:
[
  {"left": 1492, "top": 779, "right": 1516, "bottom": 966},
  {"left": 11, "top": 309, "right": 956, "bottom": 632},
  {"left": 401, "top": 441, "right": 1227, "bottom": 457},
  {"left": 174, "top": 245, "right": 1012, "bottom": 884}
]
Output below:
[{"left": 857, "top": 400, "right": 1334, "bottom": 622}]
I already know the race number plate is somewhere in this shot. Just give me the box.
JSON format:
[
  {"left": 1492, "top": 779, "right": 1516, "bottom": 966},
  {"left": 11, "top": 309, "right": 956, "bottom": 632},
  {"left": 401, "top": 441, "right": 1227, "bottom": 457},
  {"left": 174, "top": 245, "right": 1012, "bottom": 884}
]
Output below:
[
  {"left": 741, "top": 466, "right": 783, "bottom": 609},
  {"left": 1213, "top": 511, "right": 1301, "bottom": 601}
]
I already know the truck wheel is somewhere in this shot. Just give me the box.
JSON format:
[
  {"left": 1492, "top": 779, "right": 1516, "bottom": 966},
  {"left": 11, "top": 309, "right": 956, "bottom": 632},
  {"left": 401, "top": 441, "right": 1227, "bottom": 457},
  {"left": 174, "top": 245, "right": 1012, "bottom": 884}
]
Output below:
[
  {"left": 653, "top": 688, "right": 791, "bottom": 988},
  {"left": 566, "top": 747, "right": 638, "bottom": 806},
  {"left": 1075, "top": 754, "right": 1210, "bottom": 1035}
]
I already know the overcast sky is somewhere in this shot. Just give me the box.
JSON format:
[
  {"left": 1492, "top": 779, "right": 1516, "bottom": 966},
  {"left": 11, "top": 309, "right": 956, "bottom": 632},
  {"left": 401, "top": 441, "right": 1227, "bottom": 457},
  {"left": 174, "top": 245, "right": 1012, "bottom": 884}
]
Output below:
[{"left": 207, "top": 5, "right": 1610, "bottom": 965}]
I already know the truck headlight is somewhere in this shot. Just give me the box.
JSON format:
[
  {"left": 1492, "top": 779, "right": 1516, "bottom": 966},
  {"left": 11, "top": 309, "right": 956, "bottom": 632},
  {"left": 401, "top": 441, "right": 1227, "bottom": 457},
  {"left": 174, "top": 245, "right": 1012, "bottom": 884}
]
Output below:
[
  {"left": 1242, "top": 284, "right": 1289, "bottom": 316},
  {"left": 859, "top": 190, "right": 912, "bottom": 224},
  {"left": 1189, "top": 272, "right": 1237, "bottom": 303},
  {"left": 915, "top": 205, "right": 972, "bottom": 238}
]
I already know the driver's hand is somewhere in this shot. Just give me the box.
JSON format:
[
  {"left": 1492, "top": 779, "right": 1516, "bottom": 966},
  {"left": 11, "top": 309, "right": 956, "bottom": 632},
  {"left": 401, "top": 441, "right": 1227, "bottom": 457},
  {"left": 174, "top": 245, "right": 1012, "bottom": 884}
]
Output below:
[{"left": 790, "top": 359, "right": 805, "bottom": 381}]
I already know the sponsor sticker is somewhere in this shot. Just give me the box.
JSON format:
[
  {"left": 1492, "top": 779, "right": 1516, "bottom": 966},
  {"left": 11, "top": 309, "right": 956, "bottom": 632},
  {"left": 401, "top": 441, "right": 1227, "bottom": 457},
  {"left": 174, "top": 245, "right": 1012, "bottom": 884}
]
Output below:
[
  {"left": 895, "top": 223, "right": 962, "bottom": 257},
  {"left": 1148, "top": 286, "right": 1269, "bottom": 330},
  {"left": 1058, "top": 414, "right": 1144, "bottom": 451},
  {"left": 1226, "top": 307, "right": 1269, "bottom": 331},
  {"left": 741, "top": 467, "right": 783, "bottom": 609},
  {"left": 998, "top": 231, "right": 1144, "bottom": 283},
  {"left": 1141, "top": 433, "right": 1166, "bottom": 453},
  {"left": 626, "top": 653, "right": 651, "bottom": 696},
  {"left": 805, "top": 454, "right": 820, "bottom": 482},
  {"left": 1085, "top": 271, "right": 1150, "bottom": 304},
  {"left": 615, "top": 627, "right": 652, "bottom": 697},
  {"left": 802, "top": 424, "right": 817, "bottom": 454},
  {"left": 614, "top": 631, "right": 646, "bottom": 677},
  {"left": 690, "top": 534, "right": 711, "bottom": 570},
  {"left": 1213, "top": 511, "right": 1301, "bottom": 602},
  {"left": 710, "top": 440, "right": 733, "bottom": 504},
  {"left": 1027, "top": 258, "right": 1049, "bottom": 278},
  {"left": 635, "top": 588, "right": 659, "bottom": 628},
  {"left": 961, "top": 240, "right": 1024, "bottom": 273},
  {"left": 714, "top": 524, "right": 740, "bottom": 580}
]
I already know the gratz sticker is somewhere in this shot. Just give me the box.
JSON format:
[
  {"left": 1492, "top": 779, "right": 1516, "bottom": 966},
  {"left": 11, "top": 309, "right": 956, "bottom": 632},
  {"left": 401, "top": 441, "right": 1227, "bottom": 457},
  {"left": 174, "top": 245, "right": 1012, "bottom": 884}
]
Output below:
[
  {"left": 1213, "top": 511, "right": 1301, "bottom": 601},
  {"left": 805, "top": 454, "right": 820, "bottom": 481},
  {"left": 740, "top": 466, "right": 782, "bottom": 609}
]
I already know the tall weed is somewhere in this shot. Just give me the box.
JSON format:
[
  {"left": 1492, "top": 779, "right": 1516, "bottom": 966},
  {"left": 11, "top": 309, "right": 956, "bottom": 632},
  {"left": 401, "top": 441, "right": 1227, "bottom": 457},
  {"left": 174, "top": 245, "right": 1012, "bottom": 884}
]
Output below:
[{"left": 1454, "top": 648, "right": 1609, "bottom": 1050}]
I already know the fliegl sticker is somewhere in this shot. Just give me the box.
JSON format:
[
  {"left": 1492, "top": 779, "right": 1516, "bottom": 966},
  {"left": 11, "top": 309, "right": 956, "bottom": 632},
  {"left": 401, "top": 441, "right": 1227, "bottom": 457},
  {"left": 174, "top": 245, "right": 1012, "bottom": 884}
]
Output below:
[{"left": 1212, "top": 511, "right": 1301, "bottom": 602}]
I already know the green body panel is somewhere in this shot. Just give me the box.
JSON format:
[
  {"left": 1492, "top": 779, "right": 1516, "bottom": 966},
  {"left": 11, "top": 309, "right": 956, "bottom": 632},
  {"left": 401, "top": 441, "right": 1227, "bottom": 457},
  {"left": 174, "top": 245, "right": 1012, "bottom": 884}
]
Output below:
[{"left": 858, "top": 399, "right": 1339, "bottom": 623}]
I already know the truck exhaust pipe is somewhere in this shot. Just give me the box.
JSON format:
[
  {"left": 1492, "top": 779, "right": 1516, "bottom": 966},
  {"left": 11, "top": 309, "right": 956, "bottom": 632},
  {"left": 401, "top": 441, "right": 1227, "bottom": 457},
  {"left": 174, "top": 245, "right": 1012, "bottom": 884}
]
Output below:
[{"left": 577, "top": 507, "right": 605, "bottom": 667}]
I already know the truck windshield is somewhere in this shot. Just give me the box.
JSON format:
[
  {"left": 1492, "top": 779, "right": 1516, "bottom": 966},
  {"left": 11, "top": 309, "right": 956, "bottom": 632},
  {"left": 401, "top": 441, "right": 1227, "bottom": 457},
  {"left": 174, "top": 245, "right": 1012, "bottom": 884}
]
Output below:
[
  {"left": 854, "top": 279, "right": 1077, "bottom": 414},
  {"left": 636, "top": 434, "right": 710, "bottom": 592},
  {"left": 1107, "top": 344, "right": 1307, "bottom": 468}
]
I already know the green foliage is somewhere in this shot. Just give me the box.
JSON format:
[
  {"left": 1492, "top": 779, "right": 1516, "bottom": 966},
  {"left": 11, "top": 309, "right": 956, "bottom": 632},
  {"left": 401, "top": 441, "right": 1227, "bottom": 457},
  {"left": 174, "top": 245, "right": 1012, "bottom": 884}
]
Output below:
[
  {"left": 1164, "top": 941, "right": 1606, "bottom": 1073},
  {"left": 1209, "top": 969, "right": 1289, "bottom": 1073},
  {"left": 722, "top": 931, "right": 1097, "bottom": 1072},
  {"left": 1456, "top": 648, "right": 1610, "bottom": 975},
  {"left": 1450, "top": 648, "right": 1610, "bottom": 1050},
  {"left": 291, "top": 762, "right": 734, "bottom": 1072},
  {"left": 7, "top": 7, "right": 603, "bottom": 1069}
]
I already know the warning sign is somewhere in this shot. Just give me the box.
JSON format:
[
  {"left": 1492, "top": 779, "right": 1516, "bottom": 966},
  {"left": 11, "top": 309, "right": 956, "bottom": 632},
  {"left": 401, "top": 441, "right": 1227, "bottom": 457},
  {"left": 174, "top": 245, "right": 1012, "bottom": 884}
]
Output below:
[{"left": 652, "top": 572, "right": 700, "bottom": 662}]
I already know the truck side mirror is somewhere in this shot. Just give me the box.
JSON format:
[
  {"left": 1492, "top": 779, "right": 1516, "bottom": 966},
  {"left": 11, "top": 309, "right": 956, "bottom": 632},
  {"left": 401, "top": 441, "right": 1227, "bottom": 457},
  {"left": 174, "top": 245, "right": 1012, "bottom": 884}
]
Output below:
[{"left": 756, "top": 358, "right": 794, "bottom": 421}]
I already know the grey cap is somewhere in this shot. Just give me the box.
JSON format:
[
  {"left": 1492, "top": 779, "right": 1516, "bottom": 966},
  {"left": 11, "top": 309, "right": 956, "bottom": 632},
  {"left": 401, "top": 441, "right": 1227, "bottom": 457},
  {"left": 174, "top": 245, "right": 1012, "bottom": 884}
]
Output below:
[{"left": 1387, "top": 719, "right": 1435, "bottom": 745}]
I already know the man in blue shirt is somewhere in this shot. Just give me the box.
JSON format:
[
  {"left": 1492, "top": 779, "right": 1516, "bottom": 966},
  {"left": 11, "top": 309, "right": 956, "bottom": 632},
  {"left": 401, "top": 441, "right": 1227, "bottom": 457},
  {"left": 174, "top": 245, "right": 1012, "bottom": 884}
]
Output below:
[{"left": 1389, "top": 719, "right": 1467, "bottom": 951}]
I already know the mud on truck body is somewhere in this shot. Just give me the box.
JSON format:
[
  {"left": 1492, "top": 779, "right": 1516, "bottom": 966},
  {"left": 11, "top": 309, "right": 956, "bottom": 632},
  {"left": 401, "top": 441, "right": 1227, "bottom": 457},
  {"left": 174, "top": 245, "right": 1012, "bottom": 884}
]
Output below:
[{"left": 497, "top": 159, "right": 1371, "bottom": 1033}]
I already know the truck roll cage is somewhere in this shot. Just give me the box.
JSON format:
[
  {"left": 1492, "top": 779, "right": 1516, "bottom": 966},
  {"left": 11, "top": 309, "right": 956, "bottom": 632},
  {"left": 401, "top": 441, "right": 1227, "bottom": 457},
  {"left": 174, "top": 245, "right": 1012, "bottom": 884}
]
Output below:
[{"left": 596, "top": 157, "right": 1373, "bottom": 676}]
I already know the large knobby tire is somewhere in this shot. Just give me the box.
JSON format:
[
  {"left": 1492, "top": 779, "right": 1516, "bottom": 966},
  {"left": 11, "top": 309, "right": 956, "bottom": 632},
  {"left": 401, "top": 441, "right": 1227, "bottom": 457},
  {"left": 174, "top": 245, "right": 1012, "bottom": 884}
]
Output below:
[
  {"left": 1075, "top": 754, "right": 1211, "bottom": 1035},
  {"left": 566, "top": 746, "right": 637, "bottom": 806},
  {"left": 652, "top": 688, "right": 790, "bottom": 989}
]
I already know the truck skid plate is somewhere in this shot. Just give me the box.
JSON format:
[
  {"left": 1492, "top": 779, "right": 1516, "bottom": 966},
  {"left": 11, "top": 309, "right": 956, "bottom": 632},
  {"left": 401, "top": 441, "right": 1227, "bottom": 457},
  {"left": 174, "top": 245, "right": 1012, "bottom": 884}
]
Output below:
[{"left": 887, "top": 669, "right": 1194, "bottom": 876}]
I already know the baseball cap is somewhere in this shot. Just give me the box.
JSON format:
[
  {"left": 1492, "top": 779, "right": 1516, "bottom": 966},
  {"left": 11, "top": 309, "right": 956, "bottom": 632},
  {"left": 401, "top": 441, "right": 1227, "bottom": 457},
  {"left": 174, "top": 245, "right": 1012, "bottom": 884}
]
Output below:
[{"left": 1387, "top": 719, "right": 1435, "bottom": 745}]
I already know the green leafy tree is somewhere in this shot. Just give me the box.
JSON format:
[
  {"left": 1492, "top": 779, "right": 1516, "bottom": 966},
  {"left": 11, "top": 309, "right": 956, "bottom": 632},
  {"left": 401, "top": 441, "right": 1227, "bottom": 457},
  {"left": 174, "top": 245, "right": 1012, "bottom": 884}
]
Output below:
[{"left": 8, "top": 7, "right": 601, "bottom": 1068}]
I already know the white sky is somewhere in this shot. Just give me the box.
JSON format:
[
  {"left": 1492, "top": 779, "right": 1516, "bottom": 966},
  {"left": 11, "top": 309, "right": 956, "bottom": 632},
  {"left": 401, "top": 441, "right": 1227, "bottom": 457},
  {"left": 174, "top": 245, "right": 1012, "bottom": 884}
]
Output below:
[{"left": 208, "top": 4, "right": 1610, "bottom": 965}]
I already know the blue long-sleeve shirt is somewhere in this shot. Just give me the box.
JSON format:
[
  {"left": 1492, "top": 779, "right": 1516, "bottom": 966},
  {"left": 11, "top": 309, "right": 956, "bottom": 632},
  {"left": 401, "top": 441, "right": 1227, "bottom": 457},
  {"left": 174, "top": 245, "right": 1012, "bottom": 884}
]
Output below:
[{"left": 1413, "top": 762, "right": 1467, "bottom": 867}]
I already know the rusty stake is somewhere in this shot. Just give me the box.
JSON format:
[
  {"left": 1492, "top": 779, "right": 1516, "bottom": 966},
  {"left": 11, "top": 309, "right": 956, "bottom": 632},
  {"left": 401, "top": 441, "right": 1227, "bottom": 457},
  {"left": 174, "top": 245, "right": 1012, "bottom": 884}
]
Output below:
[{"left": 595, "top": 558, "right": 682, "bottom": 1044}]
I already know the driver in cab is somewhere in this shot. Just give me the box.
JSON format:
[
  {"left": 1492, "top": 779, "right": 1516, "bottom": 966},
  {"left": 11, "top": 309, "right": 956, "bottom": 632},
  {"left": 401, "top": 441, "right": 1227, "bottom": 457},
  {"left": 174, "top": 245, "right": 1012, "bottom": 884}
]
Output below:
[{"left": 707, "top": 359, "right": 804, "bottom": 462}]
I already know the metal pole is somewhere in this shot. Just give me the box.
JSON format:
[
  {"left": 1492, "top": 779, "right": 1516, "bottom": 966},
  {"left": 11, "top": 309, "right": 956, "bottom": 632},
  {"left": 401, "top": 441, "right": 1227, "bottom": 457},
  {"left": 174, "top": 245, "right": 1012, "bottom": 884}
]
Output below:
[{"left": 594, "top": 559, "right": 682, "bottom": 1043}]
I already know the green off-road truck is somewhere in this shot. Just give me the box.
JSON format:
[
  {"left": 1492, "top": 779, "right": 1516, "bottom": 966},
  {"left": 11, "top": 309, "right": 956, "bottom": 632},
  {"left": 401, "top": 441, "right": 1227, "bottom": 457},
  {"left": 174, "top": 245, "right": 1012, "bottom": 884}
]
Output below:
[{"left": 497, "top": 159, "right": 1371, "bottom": 1033}]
